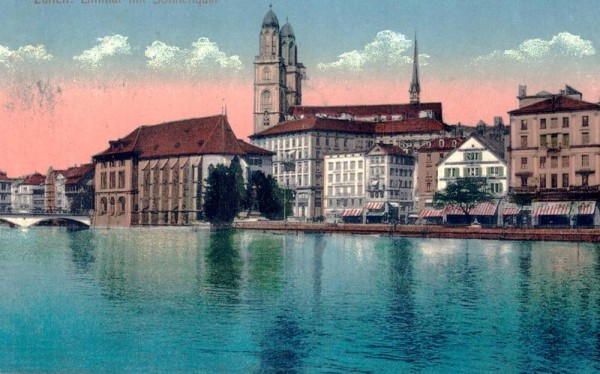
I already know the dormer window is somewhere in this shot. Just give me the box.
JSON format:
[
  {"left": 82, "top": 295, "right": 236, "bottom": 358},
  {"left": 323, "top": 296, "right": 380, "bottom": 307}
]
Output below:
[{"left": 439, "top": 140, "right": 444, "bottom": 147}]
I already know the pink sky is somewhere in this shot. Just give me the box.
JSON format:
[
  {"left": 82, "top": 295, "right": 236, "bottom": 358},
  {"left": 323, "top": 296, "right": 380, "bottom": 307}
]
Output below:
[{"left": 1, "top": 77, "right": 598, "bottom": 176}]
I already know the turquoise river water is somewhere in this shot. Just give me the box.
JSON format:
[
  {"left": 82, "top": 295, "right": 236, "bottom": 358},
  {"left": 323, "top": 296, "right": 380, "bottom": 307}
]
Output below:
[{"left": 1, "top": 227, "right": 599, "bottom": 372}]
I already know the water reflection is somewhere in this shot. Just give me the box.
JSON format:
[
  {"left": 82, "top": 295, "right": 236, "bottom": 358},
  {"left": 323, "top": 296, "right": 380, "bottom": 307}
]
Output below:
[
  {"left": 198, "top": 229, "right": 242, "bottom": 305},
  {"left": 67, "top": 230, "right": 96, "bottom": 274}
]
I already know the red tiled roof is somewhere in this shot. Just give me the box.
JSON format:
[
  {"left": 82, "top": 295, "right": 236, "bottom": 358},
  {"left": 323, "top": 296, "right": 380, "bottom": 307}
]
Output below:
[
  {"left": 370, "top": 143, "right": 408, "bottom": 156},
  {"left": 417, "top": 137, "right": 465, "bottom": 152},
  {"left": 22, "top": 173, "right": 46, "bottom": 186},
  {"left": 374, "top": 118, "right": 447, "bottom": 134},
  {"left": 95, "top": 115, "right": 252, "bottom": 160},
  {"left": 64, "top": 164, "right": 95, "bottom": 185},
  {"left": 288, "top": 102, "right": 443, "bottom": 120},
  {"left": 251, "top": 117, "right": 376, "bottom": 137},
  {"left": 509, "top": 95, "right": 600, "bottom": 115},
  {"left": 444, "top": 201, "right": 498, "bottom": 216},
  {"left": 237, "top": 139, "right": 274, "bottom": 156},
  {"left": 0, "top": 171, "right": 11, "bottom": 182}
]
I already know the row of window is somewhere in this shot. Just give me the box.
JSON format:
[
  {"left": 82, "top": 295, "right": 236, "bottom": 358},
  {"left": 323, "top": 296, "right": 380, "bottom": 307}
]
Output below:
[
  {"left": 443, "top": 166, "right": 505, "bottom": 178},
  {"left": 521, "top": 116, "right": 589, "bottom": 131},
  {"left": 99, "top": 171, "right": 126, "bottom": 190},
  {"left": 100, "top": 160, "right": 126, "bottom": 169},
  {"left": 328, "top": 160, "right": 363, "bottom": 171},
  {"left": 97, "top": 196, "right": 126, "bottom": 216},
  {"left": 522, "top": 155, "right": 592, "bottom": 169},
  {"left": 327, "top": 186, "right": 364, "bottom": 197}
]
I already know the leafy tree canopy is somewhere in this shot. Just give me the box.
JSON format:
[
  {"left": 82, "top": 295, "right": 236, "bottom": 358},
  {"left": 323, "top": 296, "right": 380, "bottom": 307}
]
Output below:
[
  {"left": 433, "top": 177, "right": 495, "bottom": 218},
  {"left": 204, "top": 162, "right": 243, "bottom": 226}
]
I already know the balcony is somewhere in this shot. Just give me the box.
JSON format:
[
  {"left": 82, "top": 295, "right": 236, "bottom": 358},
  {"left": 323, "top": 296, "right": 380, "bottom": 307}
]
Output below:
[
  {"left": 510, "top": 186, "right": 537, "bottom": 194},
  {"left": 569, "top": 185, "right": 599, "bottom": 193}
]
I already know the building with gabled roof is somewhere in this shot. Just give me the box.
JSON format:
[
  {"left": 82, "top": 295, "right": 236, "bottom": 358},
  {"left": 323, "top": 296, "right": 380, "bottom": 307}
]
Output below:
[{"left": 92, "top": 115, "right": 273, "bottom": 227}]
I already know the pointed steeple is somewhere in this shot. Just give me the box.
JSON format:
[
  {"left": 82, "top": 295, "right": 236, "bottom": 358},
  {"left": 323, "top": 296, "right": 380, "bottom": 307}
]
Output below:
[{"left": 409, "top": 33, "right": 420, "bottom": 104}]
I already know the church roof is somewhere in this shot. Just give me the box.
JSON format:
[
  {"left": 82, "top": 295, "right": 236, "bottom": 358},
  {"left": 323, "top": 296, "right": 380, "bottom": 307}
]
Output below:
[
  {"left": 251, "top": 116, "right": 447, "bottom": 138},
  {"left": 237, "top": 139, "right": 275, "bottom": 156},
  {"left": 262, "top": 9, "right": 279, "bottom": 28},
  {"left": 280, "top": 21, "right": 295, "bottom": 37},
  {"left": 509, "top": 95, "right": 600, "bottom": 115},
  {"left": 374, "top": 118, "right": 447, "bottom": 134},
  {"left": 251, "top": 117, "right": 376, "bottom": 137},
  {"left": 94, "top": 115, "right": 258, "bottom": 160}
]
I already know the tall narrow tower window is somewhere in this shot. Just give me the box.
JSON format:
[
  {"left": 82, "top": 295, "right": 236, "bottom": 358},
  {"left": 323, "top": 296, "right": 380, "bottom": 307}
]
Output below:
[
  {"left": 261, "top": 91, "right": 272, "bottom": 111},
  {"left": 263, "top": 67, "right": 271, "bottom": 81}
]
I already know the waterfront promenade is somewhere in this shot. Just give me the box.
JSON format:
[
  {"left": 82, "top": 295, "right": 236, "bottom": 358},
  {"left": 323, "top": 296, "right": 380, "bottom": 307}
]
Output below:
[{"left": 233, "top": 221, "right": 600, "bottom": 243}]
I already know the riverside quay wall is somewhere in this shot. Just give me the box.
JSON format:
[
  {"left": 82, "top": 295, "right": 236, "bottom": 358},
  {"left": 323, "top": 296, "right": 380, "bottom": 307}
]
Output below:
[{"left": 232, "top": 222, "right": 600, "bottom": 243}]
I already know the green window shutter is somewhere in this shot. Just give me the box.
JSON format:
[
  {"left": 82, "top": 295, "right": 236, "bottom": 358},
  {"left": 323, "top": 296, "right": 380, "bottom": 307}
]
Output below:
[
  {"left": 499, "top": 183, "right": 503, "bottom": 193},
  {"left": 463, "top": 167, "right": 468, "bottom": 177},
  {"left": 499, "top": 167, "right": 504, "bottom": 177},
  {"left": 444, "top": 168, "right": 450, "bottom": 177},
  {"left": 463, "top": 152, "right": 468, "bottom": 161},
  {"left": 487, "top": 167, "right": 492, "bottom": 176}
]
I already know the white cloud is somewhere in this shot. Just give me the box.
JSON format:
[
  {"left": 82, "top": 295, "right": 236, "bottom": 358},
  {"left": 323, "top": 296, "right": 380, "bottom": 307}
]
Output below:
[
  {"left": 0, "top": 44, "right": 53, "bottom": 67},
  {"left": 145, "top": 37, "right": 243, "bottom": 73},
  {"left": 474, "top": 32, "right": 596, "bottom": 65},
  {"left": 73, "top": 34, "right": 132, "bottom": 68},
  {"left": 317, "top": 31, "right": 425, "bottom": 73}
]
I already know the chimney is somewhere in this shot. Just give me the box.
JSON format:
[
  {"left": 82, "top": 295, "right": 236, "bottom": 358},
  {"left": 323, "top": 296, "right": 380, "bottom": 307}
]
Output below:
[{"left": 518, "top": 85, "right": 527, "bottom": 98}]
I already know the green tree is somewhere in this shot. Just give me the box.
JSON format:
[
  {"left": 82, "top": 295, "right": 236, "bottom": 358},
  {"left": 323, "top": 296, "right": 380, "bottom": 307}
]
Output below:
[
  {"left": 434, "top": 177, "right": 494, "bottom": 223},
  {"left": 204, "top": 163, "right": 243, "bottom": 226},
  {"left": 245, "top": 170, "right": 294, "bottom": 220}
]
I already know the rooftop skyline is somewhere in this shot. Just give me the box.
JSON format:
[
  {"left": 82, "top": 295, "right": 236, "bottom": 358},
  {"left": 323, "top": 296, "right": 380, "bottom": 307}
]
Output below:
[{"left": 1, "top": 0, "right": 599, "bottom": 175}]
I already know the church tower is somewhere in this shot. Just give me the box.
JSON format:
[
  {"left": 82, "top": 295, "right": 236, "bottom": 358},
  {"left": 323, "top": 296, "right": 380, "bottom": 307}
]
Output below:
[
  {"left": 280, "top": 18, "right": 305, "bottom": 110},
  {"left": 409, "top": 34, "right": 420, "bottom": 104},
  {"left": 253, "top": 6, "right": 304, "bottom": 135}
]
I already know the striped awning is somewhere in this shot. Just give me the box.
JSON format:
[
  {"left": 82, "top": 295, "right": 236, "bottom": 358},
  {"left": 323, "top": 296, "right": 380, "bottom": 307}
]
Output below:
[
  {"left": 365, "top": 202, "right": 385, "bottom": 210},
  {"left": 444, "top": 201, "right": 498, "bottom": 216},
  {"left": 502, "top": 207, "right": 522, "bottom": 216},
  {"left": 342, "top": 208, "right": 363, "bottom": 217},
  {"left": 572, "top": 201, "right": 596, "bottom": 215},
  {"left": 531, "top": 202, "right": 571, "bottom": 216},
  {"left": 419, "top": 209, "right": 444, "bottom": 218}
]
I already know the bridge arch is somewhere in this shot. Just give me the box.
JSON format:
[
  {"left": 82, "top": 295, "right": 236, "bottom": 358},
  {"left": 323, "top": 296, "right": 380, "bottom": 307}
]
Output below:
[{"left": 31, "top": 217, "right": 91, "bottom": 228}]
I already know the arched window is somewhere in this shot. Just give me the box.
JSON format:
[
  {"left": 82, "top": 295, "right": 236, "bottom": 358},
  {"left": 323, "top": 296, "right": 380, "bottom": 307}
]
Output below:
[
  {"left": 261, "top": 90, "right": 272, "bottom": 111},
  {"left": 261, "top": 31, "right": 270, "bottom": 54},
  {"left": 289, "top": 43, "right": 296, "bottom": 64},
  {"left": 99, "top": 197, "right": 107, "bottom": 215},
  {"left": 118, "top": 197, "right": 126, "bottom": 216},
  {"left": 263, "top": 67, "right": 271, "bottom": 81},
  {"left": 281, "top": 42, "right": 288, "bottom": 64},
  {"left": 109, "top": 197, "right": 115, "bottom": 216}
]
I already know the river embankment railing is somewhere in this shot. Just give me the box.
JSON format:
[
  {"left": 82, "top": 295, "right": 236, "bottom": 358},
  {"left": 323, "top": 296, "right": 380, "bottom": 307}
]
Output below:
[{"left": 232, "top": 221, "right": 600, "bottom": 243}]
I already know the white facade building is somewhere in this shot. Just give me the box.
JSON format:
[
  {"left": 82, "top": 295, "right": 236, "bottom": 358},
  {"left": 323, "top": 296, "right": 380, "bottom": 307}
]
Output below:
[
  {"left": 437, "top": 135, "right": 508, "bottom": 197},
  {"left": 324, "top": 152, "right": 366, "bottom": 222}
]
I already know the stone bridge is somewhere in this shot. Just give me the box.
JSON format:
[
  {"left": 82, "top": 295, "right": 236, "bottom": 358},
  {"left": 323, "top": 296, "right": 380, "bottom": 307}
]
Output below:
[{"left": 0, "top": 213, "right": 91, "bottom": 228}]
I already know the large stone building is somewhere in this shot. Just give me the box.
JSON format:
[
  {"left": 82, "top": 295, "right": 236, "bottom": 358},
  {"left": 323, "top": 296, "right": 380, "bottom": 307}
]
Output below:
[
  {"left": 0, "top": 171, "right": 12, "bottom": 212},
  {"left": 250, "top": 6, "right": 451, "bottom": 219},
  {"left": 323, "top": 143, "right": 415, "bottom": 223},
  {"left": 92, "top": 115, "right": 273, "bottom": 227},
  {"left": 508, "top": 86, "right": 600, "bottom": 201},
  {"left": 45, "top": 168, "right": 68, "bottom": 213}
]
